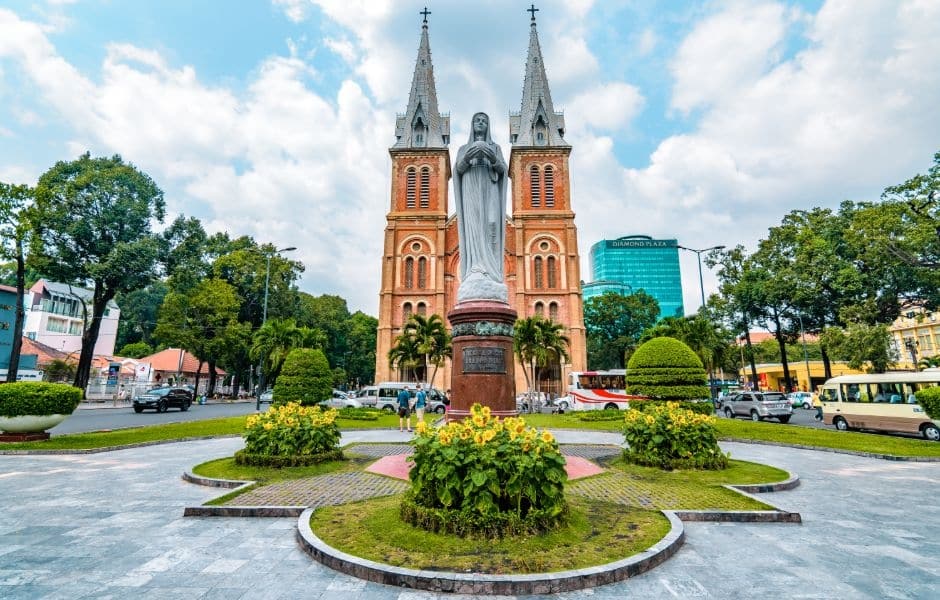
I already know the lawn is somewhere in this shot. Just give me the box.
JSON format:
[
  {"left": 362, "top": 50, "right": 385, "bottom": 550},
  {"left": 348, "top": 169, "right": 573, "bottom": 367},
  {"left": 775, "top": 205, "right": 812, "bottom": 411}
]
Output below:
[{"left": 309, "top": 495, "right": 671, "bottom": 574}]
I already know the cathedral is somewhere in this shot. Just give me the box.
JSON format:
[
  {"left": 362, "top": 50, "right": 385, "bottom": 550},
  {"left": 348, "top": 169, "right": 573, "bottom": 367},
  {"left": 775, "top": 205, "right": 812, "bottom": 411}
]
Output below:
[{"left": 374, "top": 11, "right": 587, "bottom": 396}]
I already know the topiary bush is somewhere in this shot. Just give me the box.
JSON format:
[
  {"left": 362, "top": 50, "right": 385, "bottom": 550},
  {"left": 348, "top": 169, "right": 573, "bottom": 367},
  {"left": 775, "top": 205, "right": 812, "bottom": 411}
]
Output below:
[
  {"left": 626, "top": 337, "right": 710, "bottom": 401},
  {"left": 632, "top": 399, "right": 715, "bottom": 416},
  {"left": 0, "top": 382, "right": 82, "bottom": 417},
  {"left": 402, "top": 404, "right": 568, "bottom": 538},
  {"left": 623, "top": 401, "right": 728, "bottom": 470},
  {"left": 914, "top": 387, "right": 940, "bottom": 420},
  {"left": 237, "top": 402, "right": 342, "bottom": 467},
  {"left": 273, "top": 348, "right": 332, "bottom": 406}
]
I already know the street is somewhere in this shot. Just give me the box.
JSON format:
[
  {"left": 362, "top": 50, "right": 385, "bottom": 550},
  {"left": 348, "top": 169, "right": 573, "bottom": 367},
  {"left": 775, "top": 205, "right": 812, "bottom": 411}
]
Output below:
[{"left": 50, "top": 400, "right": 264, "bottom": 435}]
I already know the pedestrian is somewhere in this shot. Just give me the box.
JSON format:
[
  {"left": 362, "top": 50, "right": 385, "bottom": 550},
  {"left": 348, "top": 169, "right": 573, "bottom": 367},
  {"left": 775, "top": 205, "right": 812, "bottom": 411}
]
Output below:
[
  {"left": 444, "top": 388, "right": 452, "bottom": 413},
  {"left": 812, "top": 389, "right": 823, "bottom": 422},
  {"left": 397, "top": 385, "right": 412, "bottom": 432},
  {"left": 414, "top": 383, "right": 427, "bottom": 424}
]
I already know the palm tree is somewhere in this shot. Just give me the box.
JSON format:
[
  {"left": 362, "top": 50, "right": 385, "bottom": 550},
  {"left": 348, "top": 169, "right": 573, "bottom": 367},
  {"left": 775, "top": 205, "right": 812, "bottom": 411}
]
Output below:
[
  {"left": 388, "top": 332, "right": 422, "bottom": 381},
  {"left": 402, "top": 313, "right": 452, "bottom": 387},
  {"left": 514, "top": 316, "right": 570, "bottom": 406},
  {"left": 250, "top": 318, "right": 301, "bottom": 383}
]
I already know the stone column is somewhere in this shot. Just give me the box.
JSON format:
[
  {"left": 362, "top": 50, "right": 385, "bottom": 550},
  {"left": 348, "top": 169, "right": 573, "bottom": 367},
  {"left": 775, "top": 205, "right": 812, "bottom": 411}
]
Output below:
[{"left": 447, "top": 301, "right": 517, "bottom": 421}]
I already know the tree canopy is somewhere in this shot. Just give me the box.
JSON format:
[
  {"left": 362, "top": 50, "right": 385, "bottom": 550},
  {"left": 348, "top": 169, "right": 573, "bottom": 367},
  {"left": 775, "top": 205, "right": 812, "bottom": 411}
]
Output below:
[{"left": 584, "top": 290, "right": 659, "bottom": 369}]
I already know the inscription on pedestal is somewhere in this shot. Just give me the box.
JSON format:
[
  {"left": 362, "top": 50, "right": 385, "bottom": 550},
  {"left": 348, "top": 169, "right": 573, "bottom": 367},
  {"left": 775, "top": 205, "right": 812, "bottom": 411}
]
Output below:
[{"left": 462, "top": 347, "right": 506, "bottom": 374}]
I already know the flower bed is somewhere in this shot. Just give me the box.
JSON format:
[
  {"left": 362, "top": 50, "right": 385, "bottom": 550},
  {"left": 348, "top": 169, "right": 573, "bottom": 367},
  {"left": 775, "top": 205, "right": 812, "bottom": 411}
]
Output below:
[
  {"left": 623, "top": 402, "right": 728, "bottom": 470},
  {"left": 402, "top": 404, "right": 568, "bottom": 538},
  {"left": 236, "top": 402, "right": 342, "bottom": 467}
]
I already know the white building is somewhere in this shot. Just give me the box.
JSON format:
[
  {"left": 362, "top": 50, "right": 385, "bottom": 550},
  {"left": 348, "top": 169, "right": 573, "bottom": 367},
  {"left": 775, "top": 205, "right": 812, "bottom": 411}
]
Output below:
[{"left": 23, "top": 279, "right": 120, "bottom": 356}]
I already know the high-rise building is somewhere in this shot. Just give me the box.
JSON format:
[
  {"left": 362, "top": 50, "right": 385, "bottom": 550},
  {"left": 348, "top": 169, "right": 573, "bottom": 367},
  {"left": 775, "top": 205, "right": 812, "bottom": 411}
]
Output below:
[
  {"left": 374, "top": 11, "right": 587, "bottom": 396},
  {"left": 584, "top": 235, "right": 684, "bottom": 319}
]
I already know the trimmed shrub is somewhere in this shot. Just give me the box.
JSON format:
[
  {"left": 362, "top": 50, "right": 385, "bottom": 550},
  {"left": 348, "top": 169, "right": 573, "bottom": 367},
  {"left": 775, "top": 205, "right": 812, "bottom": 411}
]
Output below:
[
  {"left": 914, "top": 387, "right": 940, "bottom": 420},
  {"left": 626, "top": 337, "right": 710, "bottom": 401},
  {"left": 234, "top": 448, "right": 344, "bottom": 468},
  {"left": 632, "top": 399, "right": 715, "bottom": 416},
  {"left": 577, "top": 409, "right": 624, "bottom": 422},
  {"left": 623, "top": 402, "right": 728, "bottom": 470},
  {"left": 0, "top": 382, "right": 82, "bottom": 417},
  {"left": 273, "top": 348, "right": 332, "bottom": 406},
  {"left": 242, "top": 402, "right": 340, "bottom": 464},
  {"left": 336, "top": 407, "right": 382, "bottom": 421},
  {"left": 404, "top": 404, "right": 568, "bottom": 538}
]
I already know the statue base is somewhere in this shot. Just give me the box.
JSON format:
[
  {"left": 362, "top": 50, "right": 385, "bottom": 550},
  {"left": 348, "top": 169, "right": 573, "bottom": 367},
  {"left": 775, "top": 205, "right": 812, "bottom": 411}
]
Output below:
[{"left": 446, "top": 300, "right": 518, "bottom": 422}]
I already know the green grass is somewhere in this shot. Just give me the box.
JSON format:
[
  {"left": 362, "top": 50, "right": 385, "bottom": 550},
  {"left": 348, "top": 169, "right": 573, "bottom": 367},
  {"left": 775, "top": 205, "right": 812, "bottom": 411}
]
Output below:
[
  {"left": 310, "top": 494, "right": 670, "bottom": 574},
  {"left": 191, "top": 455, "right": 353, "bottom": 483},
  {"left": 567, "top": 459, "right": 784, "bottom": 511}
]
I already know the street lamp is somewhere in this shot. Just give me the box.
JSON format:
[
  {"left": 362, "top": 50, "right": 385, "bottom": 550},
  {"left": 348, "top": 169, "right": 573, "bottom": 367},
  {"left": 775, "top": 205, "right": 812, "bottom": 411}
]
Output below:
[
  {"left": 677, "top": 244, "right": 726, "bottom": 398},
  {"left": 256, "top": 246, "right": 297, "bottom": 410},
  {"left": 797, "top": 314, "right": 811, "bottom": 392}
]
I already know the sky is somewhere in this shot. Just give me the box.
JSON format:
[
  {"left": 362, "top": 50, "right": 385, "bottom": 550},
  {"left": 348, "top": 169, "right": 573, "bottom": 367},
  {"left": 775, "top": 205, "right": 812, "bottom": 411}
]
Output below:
[{"left": 1, "top": 0, "right": 939, "bottom": 317}]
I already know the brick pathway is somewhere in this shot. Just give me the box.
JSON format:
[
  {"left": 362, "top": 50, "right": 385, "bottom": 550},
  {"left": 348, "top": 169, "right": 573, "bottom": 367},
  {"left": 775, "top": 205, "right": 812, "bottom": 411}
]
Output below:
[
  {"left": 231, "top": 471, "right": 408, "bottom": 507},
  {"left": 344, "top": 444, "right": 412, "bottom": 457}
]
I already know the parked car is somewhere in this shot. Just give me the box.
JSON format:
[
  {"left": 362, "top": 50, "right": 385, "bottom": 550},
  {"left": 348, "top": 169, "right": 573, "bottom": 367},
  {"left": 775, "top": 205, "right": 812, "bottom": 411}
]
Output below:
[
  {"left": 133, "top": 386, "right": 193, "bottom": 413},
  {"left": 722, "top": 391, "right": 792, "bottom": 423},
  {"left": 321, "top": 390, "right": 362, "bottom": 409},
  {"left": 259, "top": 389, "right": 274, "bottom": 404},
  {"left": 787, "top": 391, "right": 814, "bottom": 409},
  {"left": 360, "top": 382, "right": 446, "bottom": 413}
]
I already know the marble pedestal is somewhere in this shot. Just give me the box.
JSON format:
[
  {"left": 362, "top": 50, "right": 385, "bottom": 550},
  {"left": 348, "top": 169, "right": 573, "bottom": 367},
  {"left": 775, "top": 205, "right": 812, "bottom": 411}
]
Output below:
[{"left": 446, "top": 300, "right": 517, "bottom": 421}]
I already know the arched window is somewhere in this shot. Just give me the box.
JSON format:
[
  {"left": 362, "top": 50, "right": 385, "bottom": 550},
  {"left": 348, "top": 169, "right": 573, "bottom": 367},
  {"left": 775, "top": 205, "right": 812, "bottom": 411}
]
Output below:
[
  {"left": 406, "top": 168, "right": 416, "bottom": 209},
  {"left": 403, "top": 302, "right": 413, "bottom": 320},
  {"left": 420, "top": 167, "right": 430, "bottom": 208},
  {"left": 417, "top": 257, "right": 427, "bottom": 288},
  {"left": 547, "top": 256, "right": 557, "bottom": 288},
  {"left": 549, "top": 302, "right": 559, "bottom": 321},
  {"left": 544, "top": 165, "right": 555, "bottom": 207},
  {"left": 534, "top": 302, "right": 544, "bottom": 317},
  {"left": 529, "top": 165, "right": 541, "bottom": 207},
  {"left": 417, "top": 302, "right": 427, "bottom": 316},
  {"left": 533, "top": 256, "right": 543, "bottom": 289},
  {"left": 404, "top": 257, "right": 414, "bottom": 289}
]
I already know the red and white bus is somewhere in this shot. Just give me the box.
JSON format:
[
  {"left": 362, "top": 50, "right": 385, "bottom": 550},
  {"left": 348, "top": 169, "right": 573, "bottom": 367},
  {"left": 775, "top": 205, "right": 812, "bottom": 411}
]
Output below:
[{"left": 558, "top": 370, "right": 643, "bottom": 411}]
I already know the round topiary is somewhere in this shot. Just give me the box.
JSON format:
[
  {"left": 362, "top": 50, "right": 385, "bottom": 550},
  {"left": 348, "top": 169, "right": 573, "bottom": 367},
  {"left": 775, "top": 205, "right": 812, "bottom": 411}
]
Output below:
[
  {"left": 0, "top": 382, "right": 83, "bottom": 417},
  {"left": 273, "top": 348, "right": 332, "bottom": 406},
  {"left": 626, "top": 337, "right": 710, "bottom": 401}
]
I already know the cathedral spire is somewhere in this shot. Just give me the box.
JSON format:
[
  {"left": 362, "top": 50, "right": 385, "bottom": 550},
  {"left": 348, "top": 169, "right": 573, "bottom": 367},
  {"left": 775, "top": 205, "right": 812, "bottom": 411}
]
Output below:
[
  {"left": 393, "top": 12, "right": 450, "bottom": 149},
  {"left": 510, "top": 6, "right": 567, "bottom": 147}
]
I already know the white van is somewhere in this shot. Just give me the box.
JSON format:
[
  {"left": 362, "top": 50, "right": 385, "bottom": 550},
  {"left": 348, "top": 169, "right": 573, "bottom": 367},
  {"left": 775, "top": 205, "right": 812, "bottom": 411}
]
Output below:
[{"left": 359, "top": 382, "right": 447, "bottom": 413}]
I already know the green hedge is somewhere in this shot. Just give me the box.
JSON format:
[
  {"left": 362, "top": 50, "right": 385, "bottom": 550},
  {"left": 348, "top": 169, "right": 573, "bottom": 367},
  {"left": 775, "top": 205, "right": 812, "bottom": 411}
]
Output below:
[
  {"left": 632, "top": 399, "right": 715, "bottom": 416},
  {"left": 0, "top": 382, "right": 82, "bottom": 417},
  {"left": 627, "top": 337, "right": 704, "bottom": 368},
  {"left": 577, "top": 409, "right": 625, "bottom": 422},
  {"left": 273, "top": 348, "right": 332, "bottom": 406},
  {"left": 336, "top": 407, "right": 382, "bottom": 421},
  {"left": 915, "top": 387, "right": 940, "bottom": 420},
  {"left": 399, "top": 491, "right": 569, "bottom": 538},
  {"left": 626, "top": 337, "right": 709, "bottom": 400},
  {"left": 233, "top": 448, "right": 344, "bottom": 468}
]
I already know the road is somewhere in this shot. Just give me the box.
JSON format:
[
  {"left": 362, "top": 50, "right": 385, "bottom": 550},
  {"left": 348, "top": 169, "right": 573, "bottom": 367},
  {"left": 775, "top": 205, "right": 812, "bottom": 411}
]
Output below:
[{"left": 50, "top": 400, "right": 265, "bottom": 435}]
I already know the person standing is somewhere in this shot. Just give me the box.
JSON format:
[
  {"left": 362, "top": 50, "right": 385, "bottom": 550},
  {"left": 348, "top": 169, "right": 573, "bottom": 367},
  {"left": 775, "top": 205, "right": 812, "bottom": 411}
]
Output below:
[
  {"left": 414, "top": 383, "right": 427, "bottom": 425},
  {"left": 397, "top": 385, "right": 412, "bottom": 432},
  {"left": 812, "top": 390, "right": 823, "bottom": 422}
]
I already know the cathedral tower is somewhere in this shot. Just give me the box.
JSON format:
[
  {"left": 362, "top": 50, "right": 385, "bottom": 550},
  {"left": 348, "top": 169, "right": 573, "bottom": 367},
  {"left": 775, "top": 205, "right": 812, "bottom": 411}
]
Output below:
[
  {"left": 508, "top": 9, "right": 588, "bottom": 387},
  {"left": 374, "top": 14, "right": 451, "bottom": 384}
]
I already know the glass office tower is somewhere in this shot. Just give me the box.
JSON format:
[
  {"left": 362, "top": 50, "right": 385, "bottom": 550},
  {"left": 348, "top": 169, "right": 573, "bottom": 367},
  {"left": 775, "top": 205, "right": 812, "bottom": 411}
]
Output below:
[{"left": 583, "top": 235, "right": 684, "bottom": 319}]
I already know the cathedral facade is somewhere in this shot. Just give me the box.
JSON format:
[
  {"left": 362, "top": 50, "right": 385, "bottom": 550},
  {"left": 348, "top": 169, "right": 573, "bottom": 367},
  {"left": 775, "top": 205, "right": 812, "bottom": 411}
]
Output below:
[{"left": 374, "top": 14, "right": 586, "bottom": 395}]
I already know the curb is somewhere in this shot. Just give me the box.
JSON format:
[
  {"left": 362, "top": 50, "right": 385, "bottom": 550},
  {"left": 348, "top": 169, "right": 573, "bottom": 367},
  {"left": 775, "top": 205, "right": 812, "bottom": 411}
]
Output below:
[
  {"left": 721, "top": 437, "right": 940, "bottom": 462},
  {"left": 731, "top": 472, "right": 801, "bottom": 493},
  {"left": 184, "top": 505, "right": 305, "bottom": 518},
  {"left": 296, "top": 508, "right": 685, "bottom": 595},
  {"left": 672, "top": 510, "right": 802, "bottom": 523},
  {"left": 181, "top": 471, "right": 249, "bottom": 489}
]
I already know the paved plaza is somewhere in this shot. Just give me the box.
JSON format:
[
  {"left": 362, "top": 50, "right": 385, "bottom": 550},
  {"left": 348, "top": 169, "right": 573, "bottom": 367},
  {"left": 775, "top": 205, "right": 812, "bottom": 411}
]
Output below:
[{"left": 1, "top": 430, "right": 938, "bottom": 599}]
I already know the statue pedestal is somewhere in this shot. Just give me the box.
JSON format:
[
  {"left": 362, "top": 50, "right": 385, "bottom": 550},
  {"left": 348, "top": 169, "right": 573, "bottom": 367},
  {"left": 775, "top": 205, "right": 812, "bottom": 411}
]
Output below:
[{"left": 446, "top": 301, "right": 518, "bottom": 421}]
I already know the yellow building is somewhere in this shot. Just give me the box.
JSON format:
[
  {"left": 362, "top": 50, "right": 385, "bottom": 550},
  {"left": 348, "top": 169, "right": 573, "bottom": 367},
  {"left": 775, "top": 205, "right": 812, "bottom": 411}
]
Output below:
[
  {"left": 739, "top": 361, "right": 865, "bottom": 393},
  {"left": 889, "top": 308, "right": 940, "bottom": 370}
]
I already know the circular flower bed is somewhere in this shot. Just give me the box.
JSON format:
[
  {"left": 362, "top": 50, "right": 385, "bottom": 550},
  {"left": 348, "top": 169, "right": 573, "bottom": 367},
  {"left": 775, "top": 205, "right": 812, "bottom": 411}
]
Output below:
[
  {"left": 236, "top": 402, "right": 343, "bottom": 467},
  {"left": 402, "top": 404, "right": 568, "bottom": 538},
  {"left": 623, "top": 401, "right": 728, "bottom": 470}
]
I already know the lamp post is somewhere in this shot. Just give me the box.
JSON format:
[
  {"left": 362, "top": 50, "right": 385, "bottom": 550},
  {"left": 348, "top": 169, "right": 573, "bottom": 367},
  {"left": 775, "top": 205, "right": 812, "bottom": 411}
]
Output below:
[
  {"left": 256, "top": 246, "right": 297, "bottom": 410},
  {"left": 797, "top": 314, "right": 812, "bottom": 392},
  {"left": 678, "top": 244, "right": 726, "bottom": 398}
]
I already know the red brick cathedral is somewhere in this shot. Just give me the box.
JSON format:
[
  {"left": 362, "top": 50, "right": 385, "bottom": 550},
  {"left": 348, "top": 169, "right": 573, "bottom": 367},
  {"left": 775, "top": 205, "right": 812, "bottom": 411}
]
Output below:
[{"left": 374, "top": 14, "right": 587, "bottom": 395}]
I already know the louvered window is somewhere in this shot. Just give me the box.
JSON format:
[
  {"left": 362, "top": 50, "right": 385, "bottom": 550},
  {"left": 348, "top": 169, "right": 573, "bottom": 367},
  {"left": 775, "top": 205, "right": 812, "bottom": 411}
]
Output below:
[
  {"left": 403, "top": 302, "right": 413, "bottom": 320},
  {"left": 530, "top": 165, "right": 541, "bottom": 207},
  {"left": 420, "top": 167, "right": 430, "bottom": 208},
  {"left": 549, "top": 302, "right": 559, "bottom": 321},
  {"left": 544, "top": 166, "right": 555, "bottom": 207},
  {"left": 535, "top": 302, "right": 544, "bottom": 317},
  {"left": 417, "top": 257, "right": 427, "bottom": 288},
  {"left": 534, "top": 256, "right": 543, "bottom": 289},
  {"left": 404, "top": 257, "right": 414, "bottom": 289},
  {"left": 547, "top": 256, "right": 557, "bottom": 288},
  {"left": 417, "top": 302, "right": 427, "bottom": 316},
  {"left": 406, "top": 168, "right": 416, "bottom": 209}
]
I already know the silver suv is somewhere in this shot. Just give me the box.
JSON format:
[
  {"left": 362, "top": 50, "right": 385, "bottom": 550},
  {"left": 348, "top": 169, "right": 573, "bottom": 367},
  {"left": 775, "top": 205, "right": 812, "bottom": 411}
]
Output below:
[{"left": 722, "top": 391, "right": 792, "bottom": 423}]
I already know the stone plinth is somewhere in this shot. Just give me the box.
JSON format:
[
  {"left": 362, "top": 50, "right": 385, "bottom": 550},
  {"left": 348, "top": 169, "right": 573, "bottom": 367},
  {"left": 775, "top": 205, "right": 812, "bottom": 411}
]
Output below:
[{"left": 447, "top": 300, "right": 517, "bottom": 421}]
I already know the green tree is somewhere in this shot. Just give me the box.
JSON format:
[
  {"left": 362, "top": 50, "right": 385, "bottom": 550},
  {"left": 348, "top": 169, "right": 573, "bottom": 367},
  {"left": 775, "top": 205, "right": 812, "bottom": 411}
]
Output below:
[
  {"left": 29, "top": 154, "right": 165, "bottom": 390},
  {"left": 296, "top": 293, "right": 351, "bottom": 369},
  {"left": 249, "top": 318, "right": 311, "bottom": 385},
  {"left": 513, "top": 316, "right": 570, "bottom": 402},
  {"left": 707, "top": 246, "right": 763, "bottom": 387},
  {"left": 117, "top": 342, "right": 153, "bottom": 359},
  {"left": 0, "top": 182, "right": 32, "bottom": 382},
  {"left": 114, "top": 282, "right": 167, "bottom": 350},
  {"left": 401, "top": 313, "right": 452, "bottom": 388},
  {"left": 584, "top": 290, "right": 659, "bottom": 369},
  {"left": 273, "top": 348, "right": 332, "bottom": 405},
  {"left": 819, "top": 324, "right": 895, "bottom": 373},
  {"left": 344, "top": 311, "right": 378, "bottom": 386},
  {"left": 640, "top": 313, "right": 734, "bottom": 388},
  {"left": 388, "top": 331, "right": 422, "bottom": 382},
  {"left": 43, "top": 359, "right": 76, "bottom": 383}
]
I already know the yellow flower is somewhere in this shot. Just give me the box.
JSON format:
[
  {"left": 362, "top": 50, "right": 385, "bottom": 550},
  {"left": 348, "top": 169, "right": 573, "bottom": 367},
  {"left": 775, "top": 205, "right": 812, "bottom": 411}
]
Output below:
[
  {"left": 541, "top": 431, "right": 554, "bottom": 444},
  {"left": 483, "top": 429, "right": 496, "bottom": 442},
  {"left": 460, "top": 429, "right": 471, "bottom": 441},
  {"left": 481, "top": 406, "right": 491, "bottom": 418},
  {"left": 474, "top": 432, "right": 485, "bottom": 445},
  {"left": 263, "top": 422, "right": 274, "bottom": 430},
  {"left": 472, "top": 415, "right": 485, "bottom": 428},
  {"left": 416, "top": 421, "right": 428, "bottom": 435}
]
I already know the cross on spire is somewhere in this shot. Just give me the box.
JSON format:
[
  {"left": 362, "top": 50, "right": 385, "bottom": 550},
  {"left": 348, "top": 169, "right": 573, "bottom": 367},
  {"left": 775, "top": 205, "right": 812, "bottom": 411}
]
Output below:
[
  {"left": 420, "top": 7, "right": 431, "bottom": 24},
  {"left": 527, "top": 4, "right": 539, "bottom": 22}
]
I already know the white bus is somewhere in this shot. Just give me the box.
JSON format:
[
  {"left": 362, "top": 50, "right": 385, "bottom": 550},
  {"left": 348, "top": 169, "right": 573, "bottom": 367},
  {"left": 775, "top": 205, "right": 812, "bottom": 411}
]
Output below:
[
  {"left": 818, "top": 372, "right": 940, "bottom": 441},
  {"left": 558, "top": 370, "right": 644, "bottom": 411}
]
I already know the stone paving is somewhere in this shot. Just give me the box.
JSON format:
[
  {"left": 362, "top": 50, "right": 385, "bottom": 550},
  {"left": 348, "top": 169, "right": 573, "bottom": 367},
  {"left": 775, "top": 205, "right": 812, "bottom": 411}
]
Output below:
[
  {"left": 0, "top": 431, "right": 938, "bottom": 598},
  {"left": 229, "top": 471, "right": 409, "bottom": 508}
]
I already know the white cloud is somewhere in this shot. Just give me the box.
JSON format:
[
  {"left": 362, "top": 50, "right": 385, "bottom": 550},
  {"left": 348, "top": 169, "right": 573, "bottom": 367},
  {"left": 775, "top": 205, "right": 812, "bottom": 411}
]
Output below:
[
  {"left": 565, "top": 82, "right": 644, "bottom": 132},
  {"left": 637, "top": 28, "right": 657, "bottom": 56},
  {"left": 323, "top": 36, "right": 357, "bottom": 64}
]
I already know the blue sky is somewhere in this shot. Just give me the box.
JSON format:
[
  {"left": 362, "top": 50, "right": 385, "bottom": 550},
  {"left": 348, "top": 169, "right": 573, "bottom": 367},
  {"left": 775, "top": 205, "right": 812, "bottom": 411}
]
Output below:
[{"left": 1, "top": 0, "right": 939, "bottom": 316}]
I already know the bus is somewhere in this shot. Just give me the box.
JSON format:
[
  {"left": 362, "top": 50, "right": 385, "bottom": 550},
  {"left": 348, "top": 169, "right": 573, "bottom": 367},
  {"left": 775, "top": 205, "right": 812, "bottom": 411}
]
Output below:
[
  {"left": 558, "top": 370, "right": 644, "bottom": 411},
  {"left": 818, "top": 372, "right": 940, "bottom": 441}
]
